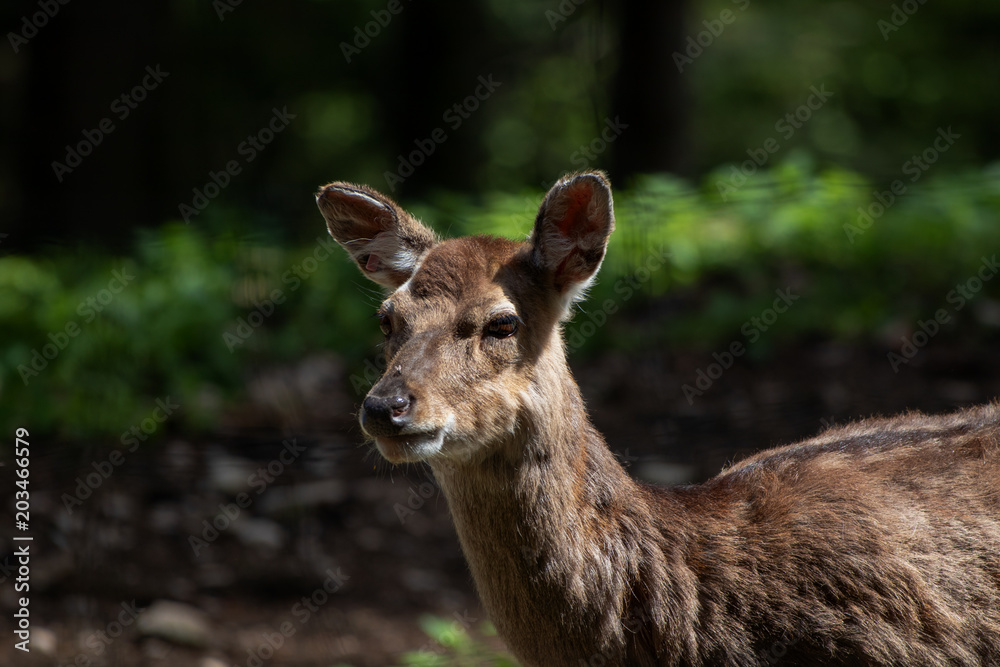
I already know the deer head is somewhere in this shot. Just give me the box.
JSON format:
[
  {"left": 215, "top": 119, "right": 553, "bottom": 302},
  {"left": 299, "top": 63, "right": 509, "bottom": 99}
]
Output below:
[{"left": 316, "top": 173, "right": 615, "bottom": 465}]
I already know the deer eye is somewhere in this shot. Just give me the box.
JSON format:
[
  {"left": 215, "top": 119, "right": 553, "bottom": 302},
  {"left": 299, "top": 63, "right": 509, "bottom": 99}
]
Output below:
[
  {"left": 485, "top": 314, "right": 521, "bottom": 339},
  {"left": 376, "top": 310, "right": 392, "bottom": 336}
]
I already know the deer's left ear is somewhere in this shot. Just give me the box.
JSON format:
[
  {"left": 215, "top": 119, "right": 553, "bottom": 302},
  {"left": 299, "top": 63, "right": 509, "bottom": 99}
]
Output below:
[{"left": 529, "top": 171, "right": 615, "bottom": 314}]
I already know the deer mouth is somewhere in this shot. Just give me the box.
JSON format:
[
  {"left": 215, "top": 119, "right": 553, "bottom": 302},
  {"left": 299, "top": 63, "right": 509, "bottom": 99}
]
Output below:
[{"left": 374, "top": 430, "right": 446, "bottom": 463}]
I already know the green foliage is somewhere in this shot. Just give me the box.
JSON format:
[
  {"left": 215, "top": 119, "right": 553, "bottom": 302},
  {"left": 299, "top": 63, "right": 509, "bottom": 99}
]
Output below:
[
  {"left": 686, "top": 0, "right": 1000, "bottom": 176},
  {"left": 0, "top": 223, "right": 379, "bottom": 440},
  {"left": 2, "top": 161, "right": 998, "bottom": 438},
  {"left": 394, "top": 615, "right": 519, "bottom": 667}
]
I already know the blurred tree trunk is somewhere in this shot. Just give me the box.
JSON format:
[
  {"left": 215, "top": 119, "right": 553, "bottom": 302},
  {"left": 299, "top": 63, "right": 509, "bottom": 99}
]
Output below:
[{"left": 609, "top": 0, "right": 690, "bottom": 183}]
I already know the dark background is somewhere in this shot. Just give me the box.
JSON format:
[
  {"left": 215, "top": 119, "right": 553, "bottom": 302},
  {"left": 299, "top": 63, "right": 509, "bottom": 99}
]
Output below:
[
  {"left": 4, "top": 0, "right": 998, "bottom": 247},
  {"left": 1, "top": 1, "right": 1000, "bottom": 665}
]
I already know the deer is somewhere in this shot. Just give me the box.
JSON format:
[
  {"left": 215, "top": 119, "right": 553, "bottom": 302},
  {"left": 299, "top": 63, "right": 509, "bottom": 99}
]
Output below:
[{"left": 315, "top": 171, "right": 1000, "bottom": 666}]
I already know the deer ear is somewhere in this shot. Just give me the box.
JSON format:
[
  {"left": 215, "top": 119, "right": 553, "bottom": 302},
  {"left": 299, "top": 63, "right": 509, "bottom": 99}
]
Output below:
[
  {"left": 316, "top": 182, "right": 439, "bottom": 290},
  {"left": 529, "top": 171, "right": 615, "bottom": 312}
]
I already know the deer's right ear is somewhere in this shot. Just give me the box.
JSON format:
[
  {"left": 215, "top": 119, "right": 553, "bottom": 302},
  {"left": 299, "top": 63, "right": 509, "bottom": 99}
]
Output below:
[{"left": 316, "top": 182, "right": 439, "bottom": 290}]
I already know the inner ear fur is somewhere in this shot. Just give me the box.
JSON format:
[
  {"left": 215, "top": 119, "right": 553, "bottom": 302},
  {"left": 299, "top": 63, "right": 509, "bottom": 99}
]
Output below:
[{"left": 529, "top": 171, "right": 615, "bottom": 306}]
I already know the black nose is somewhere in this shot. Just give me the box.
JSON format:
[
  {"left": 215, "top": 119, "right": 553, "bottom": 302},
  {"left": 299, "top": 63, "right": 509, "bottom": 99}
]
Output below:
[{"left": 361, "top": 393, "right": 413, "bottom": 436}]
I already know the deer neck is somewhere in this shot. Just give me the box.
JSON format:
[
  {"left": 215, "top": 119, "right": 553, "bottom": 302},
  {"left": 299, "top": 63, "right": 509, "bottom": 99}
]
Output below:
[
  {"left": 429, "top": 340, "right": 657, "bottom": 645},
  {"left": 433, "top": 337, "right": 635, "bottom": 523}
]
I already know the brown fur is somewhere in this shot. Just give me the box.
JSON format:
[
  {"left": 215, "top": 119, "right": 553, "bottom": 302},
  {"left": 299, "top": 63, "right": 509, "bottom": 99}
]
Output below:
[{"left": 316, "top": 173, "right": 1000, "bottom": 666}]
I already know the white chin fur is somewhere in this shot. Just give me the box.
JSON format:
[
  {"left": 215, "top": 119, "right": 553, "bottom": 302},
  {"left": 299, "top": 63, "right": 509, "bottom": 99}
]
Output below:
[
  {"left": 376, "top": 430, "right": 445, "bottom": 462},
  {"left": 375, "top": 415, "right": 455, "bottom": 463}
]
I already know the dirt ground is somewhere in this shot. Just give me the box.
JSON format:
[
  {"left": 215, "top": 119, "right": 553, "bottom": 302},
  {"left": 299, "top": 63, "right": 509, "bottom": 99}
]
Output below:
[{"left": 3, "top": 332, "right": 999, "bottom": 666}]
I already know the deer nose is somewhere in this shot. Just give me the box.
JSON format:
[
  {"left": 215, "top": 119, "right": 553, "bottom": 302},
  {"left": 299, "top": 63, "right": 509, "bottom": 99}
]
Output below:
[{"left": 361, "top": 393, "right": 413, "bottom": 436}]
